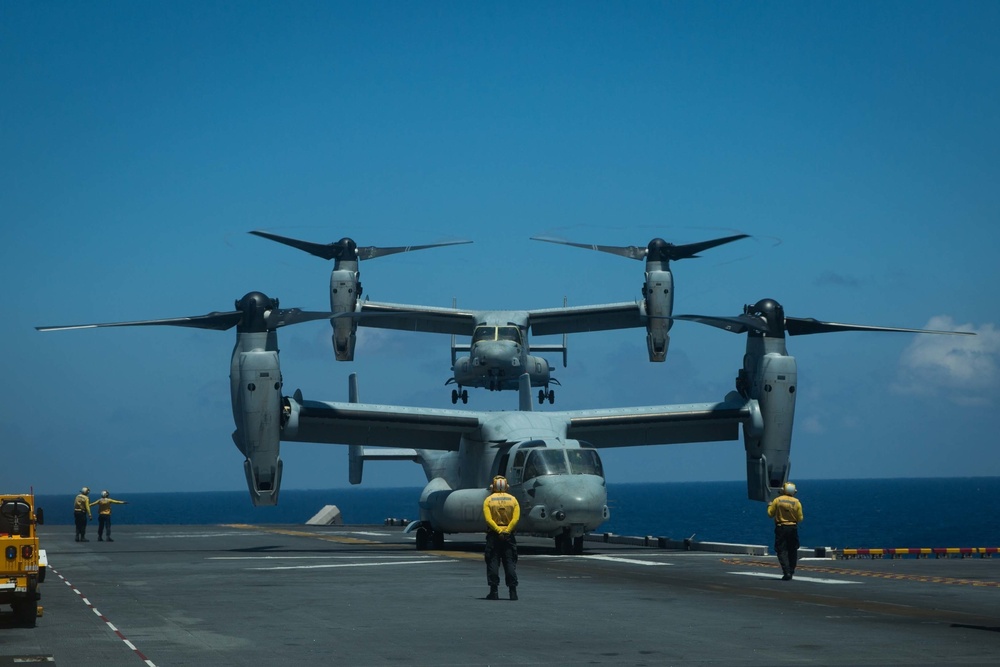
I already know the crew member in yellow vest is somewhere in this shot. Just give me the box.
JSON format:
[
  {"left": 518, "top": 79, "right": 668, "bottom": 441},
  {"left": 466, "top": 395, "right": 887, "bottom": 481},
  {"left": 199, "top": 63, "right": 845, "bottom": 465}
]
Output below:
[
  {"left": 73, "top": 487, "right": 92, "bottom": 542},
  {"left": 767, "top": 482, "right": 804, "bottom": 580},
  {"left": 483, "top": 475, "right": 521, "bottom": 600},
  {"left": 92, "top": 490, "right": 128, "bottom": 542}
]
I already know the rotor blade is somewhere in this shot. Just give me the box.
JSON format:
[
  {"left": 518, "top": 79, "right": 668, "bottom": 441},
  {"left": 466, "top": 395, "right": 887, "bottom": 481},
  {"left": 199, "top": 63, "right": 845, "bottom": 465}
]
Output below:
[
  {"left": 269, "top": 309, "right": 341, "bottom": 329},
  {"left": 36, "top": 311, "right": 244, "bottom": 333},
  {"left": 530, "top": 236, "right": 647, "bottom": 260},
  {"left": 665, "top": 234, "right": 750, "bottom": 261},
  {"left": 785, "top": 317, "right": 976, "bottom": 337},
  {"left": 248, "top": 231, "right": 349, "bottom": 260},
  {"left": 671, "top": 314, "right": 769, "bottom": 334},
  {"left": 358, "top": 240, "right": 473, "bottom": 261},
  {"left": 251, "top": 231, "right": 472, "bottom": 262}
]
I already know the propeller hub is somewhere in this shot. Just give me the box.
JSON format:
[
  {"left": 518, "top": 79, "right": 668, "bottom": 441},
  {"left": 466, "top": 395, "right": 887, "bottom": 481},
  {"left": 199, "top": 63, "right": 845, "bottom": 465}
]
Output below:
[
  {"left": 744, "top": 298, "right": 786, "bottom": 337},
  {"left": 335, "top": 237, "right": 358, "bottom": 260},
  {"left": 646, "top": 238, "right": 671, "bottom": 261},
  {"left": 235, "top": 292, "right": 278, "bottom": 333}
]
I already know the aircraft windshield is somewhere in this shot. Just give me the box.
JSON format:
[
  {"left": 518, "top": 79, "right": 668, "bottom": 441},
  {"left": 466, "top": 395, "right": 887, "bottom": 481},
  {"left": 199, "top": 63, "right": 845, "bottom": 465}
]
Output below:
[
  {"left": 472, "top": 327, "right": 496, "bottom": 344},
  {"left": 497, "top": 326, "right": 522, "bottom": 344},
  {"left": 522, "top": 449, "right": 604, "bottom": 482},
  {"left": 567, "top": 449, "right": 604, "bottom": 476}
]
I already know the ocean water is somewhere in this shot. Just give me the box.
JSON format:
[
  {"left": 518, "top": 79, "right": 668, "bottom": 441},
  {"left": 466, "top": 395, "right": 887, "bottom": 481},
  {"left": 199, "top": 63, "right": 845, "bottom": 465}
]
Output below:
[{"left": 36, "top": 478, "right": 1000, "bottom": 549}]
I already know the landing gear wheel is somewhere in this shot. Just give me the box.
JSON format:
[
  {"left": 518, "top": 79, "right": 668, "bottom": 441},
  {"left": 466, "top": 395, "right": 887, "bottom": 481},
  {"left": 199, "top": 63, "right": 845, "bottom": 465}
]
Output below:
[
  {"left": 432, "top": 531, "right": 445, "bottom": 549},
  {"left": 572, "top": 536, "right": 584, "bottom": 554},
  {"left": 461, "top": 390, "right": 468, "bottom": 404},
  {"left": 547, "top": 389, "right": 555, "bottom": 404},
  {"left": 451, "top": 389, "right": 459, "bottom": 405},
  {"left": 538, "top": 390, "right": 545, "bottom": 405},
  {"left": 554, "top": 532, "right": 572, "bottom": 555},
  {"left": 415, "top": 526, "right": 430, "bottom": 550}
]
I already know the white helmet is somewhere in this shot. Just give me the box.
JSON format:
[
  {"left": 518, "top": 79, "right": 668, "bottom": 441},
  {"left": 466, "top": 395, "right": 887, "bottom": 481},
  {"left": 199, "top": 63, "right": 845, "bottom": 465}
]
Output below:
[
  {"left": 101, "top": 490, "right": 109, "bottom": 498},
  {"left": 783, "top": 482, "right": 797, "bottom": 496},
  {"left": 491, "top": 476, "right": 509, "bottom": 493},
  {"left": 81, "top": 486, "right": 90, "bottom": 495}
]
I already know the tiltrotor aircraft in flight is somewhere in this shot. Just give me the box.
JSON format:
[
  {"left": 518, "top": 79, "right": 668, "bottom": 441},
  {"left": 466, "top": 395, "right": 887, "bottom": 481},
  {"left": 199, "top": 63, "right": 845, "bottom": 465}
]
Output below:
[
  {"left": 531, "top": 233, "right": 750, "bottom": 362},
  {"left": 37, "top": 290, "right": 971, "bottom": 553},
  {"left": 250, "top": 230, "right": 749, "bottom": 403}
]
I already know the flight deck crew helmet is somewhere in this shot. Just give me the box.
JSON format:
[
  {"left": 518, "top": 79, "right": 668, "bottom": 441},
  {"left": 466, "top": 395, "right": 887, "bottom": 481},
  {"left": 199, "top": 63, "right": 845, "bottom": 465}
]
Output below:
[
  {"left": 101, "top": 490, "right": 109, "bottom": 498},
  {"left": 491, "top": 476, "right": 509, "bottom": 493},
  {"left": 81, "top": 487, "right": 90, "bottom": 495},
  {"left": 783, "top": 482, "right": 797, "bottom": 496}
]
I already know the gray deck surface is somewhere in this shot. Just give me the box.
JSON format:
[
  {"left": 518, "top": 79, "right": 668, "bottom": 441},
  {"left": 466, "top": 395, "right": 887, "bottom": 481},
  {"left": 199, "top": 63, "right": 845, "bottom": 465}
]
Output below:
[{"left": 1, "top": 524, "right": 998, "bottom": 666}]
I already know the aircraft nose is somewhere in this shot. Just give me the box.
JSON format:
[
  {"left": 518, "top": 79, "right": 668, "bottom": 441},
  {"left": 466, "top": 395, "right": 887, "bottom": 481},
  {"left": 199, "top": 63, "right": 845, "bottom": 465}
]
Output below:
[
  {"left": 475, "top": 341, "right": 520, "bottom": 367},
  {"left": 534, "top": 475, "right": 607, "bottom": 526}
]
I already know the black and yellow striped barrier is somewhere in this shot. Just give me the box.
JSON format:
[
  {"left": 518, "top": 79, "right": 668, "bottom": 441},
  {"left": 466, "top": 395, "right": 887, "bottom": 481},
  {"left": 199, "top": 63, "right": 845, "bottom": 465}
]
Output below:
[{"left": 836, "top": 547, "right": 999, "bottom": 559}]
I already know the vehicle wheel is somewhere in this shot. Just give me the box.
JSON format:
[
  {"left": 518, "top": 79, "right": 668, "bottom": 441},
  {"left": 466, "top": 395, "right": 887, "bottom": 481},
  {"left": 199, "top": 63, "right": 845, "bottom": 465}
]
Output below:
[
  {"left": 572, "top": 536, "right": 584, "bottom": 554},
  {"left": 538, "top": 390, "right": 545, "bottom": 404},
  {"left": 548, "top": 389, "right": 555, "bottom": 404},
  {"left": 461, "top": 390, "right": 468, "bottom": 404},
  {"left": 432, "top": 531, "right": 444, "bottom": 549},
  {"left": 451, "top": 389, "right": 459, "bottom": 404},
  {"left": 14, "top": 598, "right": 37, "bottom": 627}
]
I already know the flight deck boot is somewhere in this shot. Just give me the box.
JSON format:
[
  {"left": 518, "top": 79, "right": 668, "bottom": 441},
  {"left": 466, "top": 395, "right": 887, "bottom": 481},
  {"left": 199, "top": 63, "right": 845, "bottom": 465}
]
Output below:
[
  {"left": 509, "top": 587, "right": 518, "bottom": 601},
  {"left": 487, "top": 587, "right": 499, "bottom": 600}
]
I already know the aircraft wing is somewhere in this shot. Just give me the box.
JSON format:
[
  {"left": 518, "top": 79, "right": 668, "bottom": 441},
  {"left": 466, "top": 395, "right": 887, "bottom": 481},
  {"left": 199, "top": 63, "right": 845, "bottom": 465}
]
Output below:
[
  {"left": 560, "top": 396, "right": 760, "bottom": 448},
  {"left": 282, "top": 397, "right": 484, "bottom": 450},
  {"left": 283, "top": 392, "right": 759, "bottom": 451},
  {"left": 355, "top": 300, "right": 479, "bottom": 335},
  {"left": 528, "top": 301, "right": 647, "bottom": 336}
]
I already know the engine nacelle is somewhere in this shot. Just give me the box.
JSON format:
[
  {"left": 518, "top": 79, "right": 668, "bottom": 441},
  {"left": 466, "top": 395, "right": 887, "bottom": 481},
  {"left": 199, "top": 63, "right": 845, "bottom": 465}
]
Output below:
[
  {"left": 643, "top": 268, "right": 674, "bottom": 362},
  {"left": 230, "top": 343, "right": 283, "bottom": 506},
  {"left": 330, "top": 268, "right": 360, "bottom": 361},
  {"left": 743, "top": 352, "right": 797, "bottom": 501}
]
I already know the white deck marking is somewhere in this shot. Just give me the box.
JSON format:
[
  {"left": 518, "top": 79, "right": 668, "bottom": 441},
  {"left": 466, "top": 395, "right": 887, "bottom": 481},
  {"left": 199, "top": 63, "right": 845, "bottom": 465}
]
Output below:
[
  {"left": 209, "top": 555, "right": 425, "bottom": 561},
  {"left": 52, "top": 567, "right": 158, "bottom": 666},
  {"left": 729, "top": 571, "right": 862, "bottom": 584},
  {"left": 249, "top": 559, "right": 456, "bottom": 571},
  {"left": 581, "top": 554, "right": 671, "bottom": 566}
]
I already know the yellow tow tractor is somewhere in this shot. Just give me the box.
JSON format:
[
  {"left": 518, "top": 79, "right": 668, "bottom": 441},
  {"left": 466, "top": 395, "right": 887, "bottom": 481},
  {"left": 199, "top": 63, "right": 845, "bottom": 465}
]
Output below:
[{"left": 0, "top": 493, "right": 45, "bottom": 627}]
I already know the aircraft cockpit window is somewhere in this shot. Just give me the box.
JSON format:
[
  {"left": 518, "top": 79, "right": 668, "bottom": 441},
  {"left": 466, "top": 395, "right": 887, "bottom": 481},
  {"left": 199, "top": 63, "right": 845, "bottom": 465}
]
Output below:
[
  {"left": 567, "top": 449, "right": 604, "bottom": 477},
  {"left": 472, "top": 327, "right": 496, "bottom": 344},
  {"left": 497, "top": 326, "right": 522, "bottom": 344},
  {"left": 522, "top": 449, "right": 569, "bottom": 482}
]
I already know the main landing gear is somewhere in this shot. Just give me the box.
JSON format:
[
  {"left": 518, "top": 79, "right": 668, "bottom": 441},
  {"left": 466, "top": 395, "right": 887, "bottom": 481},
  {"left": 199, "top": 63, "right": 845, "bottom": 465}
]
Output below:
[
  {"left": 538, "top": 388, "right": 555, "bottom": 404},
  {"left": 451, "top": 388, "right": 468, "bottom": 404},
  {"left": 415, "top": 525, "right": 445, "bottom": 550}
]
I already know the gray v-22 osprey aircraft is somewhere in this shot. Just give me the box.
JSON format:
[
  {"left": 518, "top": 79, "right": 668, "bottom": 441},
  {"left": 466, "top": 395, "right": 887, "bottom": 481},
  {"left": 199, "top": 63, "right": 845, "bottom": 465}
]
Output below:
[
  {"left": 37, "top": 292, "right": 971, "bottom": 553},
  {"left": 249, "top": 231, "right": 750, "bottom": 404}
]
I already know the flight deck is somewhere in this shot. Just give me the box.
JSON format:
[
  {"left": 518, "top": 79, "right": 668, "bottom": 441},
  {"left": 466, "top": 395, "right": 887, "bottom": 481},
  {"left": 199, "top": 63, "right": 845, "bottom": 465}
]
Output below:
[{"left": 2, "top": 524, "right": 997, "bottom": 666}]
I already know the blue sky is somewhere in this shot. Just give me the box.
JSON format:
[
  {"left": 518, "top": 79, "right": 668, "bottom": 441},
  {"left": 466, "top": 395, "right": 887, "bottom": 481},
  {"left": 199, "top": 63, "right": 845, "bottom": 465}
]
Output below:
[{"left": 3, "top": 2, "right": 998, "bottom": 497}]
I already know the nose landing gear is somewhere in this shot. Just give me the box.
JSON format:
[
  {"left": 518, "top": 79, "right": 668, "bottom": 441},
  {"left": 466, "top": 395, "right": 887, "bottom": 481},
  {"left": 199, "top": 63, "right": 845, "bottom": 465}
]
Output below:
[
  {"left": 538, "top": 388, "right": 555, "bottom": 404},
  {"left": 451, "top": 388, "right": 468, "bottom": 404}
]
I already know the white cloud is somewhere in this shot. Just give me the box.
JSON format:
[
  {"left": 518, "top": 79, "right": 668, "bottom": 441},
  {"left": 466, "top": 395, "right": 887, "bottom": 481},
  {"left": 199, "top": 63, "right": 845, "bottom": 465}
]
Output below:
[{"left": 892, "top": 317, "right": 1000, "bottom": 405}]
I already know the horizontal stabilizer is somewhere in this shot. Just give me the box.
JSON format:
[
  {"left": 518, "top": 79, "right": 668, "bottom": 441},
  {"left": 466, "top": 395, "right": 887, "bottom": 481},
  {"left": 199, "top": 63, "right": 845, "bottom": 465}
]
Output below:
[{"left": 349, "top": 445, "right": 420, "bottom": 485}]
